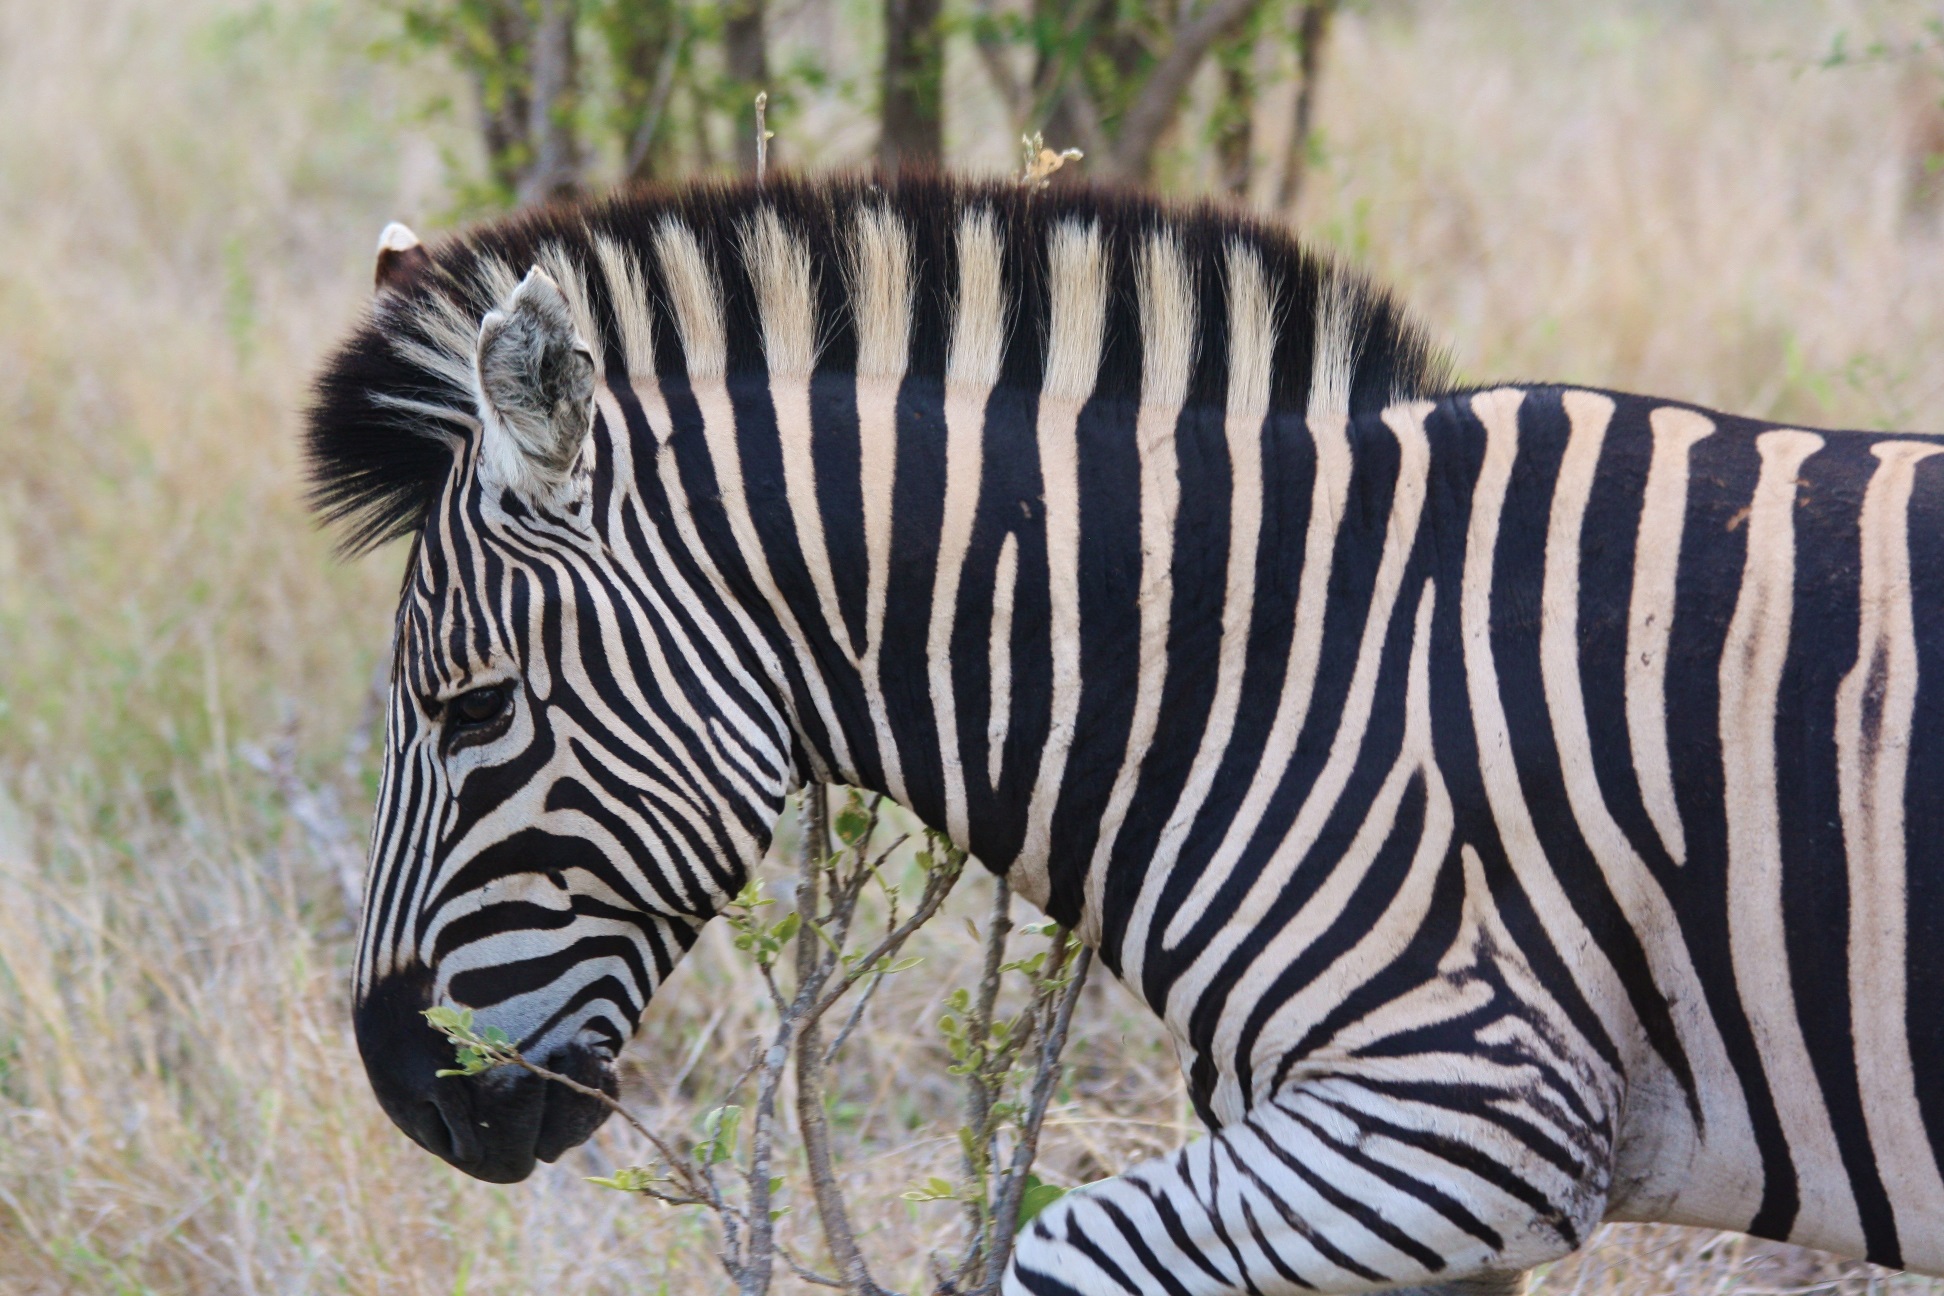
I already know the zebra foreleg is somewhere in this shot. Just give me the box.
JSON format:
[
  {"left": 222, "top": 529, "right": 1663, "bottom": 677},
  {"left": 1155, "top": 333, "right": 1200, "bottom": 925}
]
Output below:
[{"left": 1004, "top": 1085, "right": 1598, "bottom": 1296}]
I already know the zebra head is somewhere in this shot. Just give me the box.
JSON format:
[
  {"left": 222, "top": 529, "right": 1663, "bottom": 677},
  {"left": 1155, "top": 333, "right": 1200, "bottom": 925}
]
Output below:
[{"left": 342, "top": 256, "right": 791, "bottom": 1183}]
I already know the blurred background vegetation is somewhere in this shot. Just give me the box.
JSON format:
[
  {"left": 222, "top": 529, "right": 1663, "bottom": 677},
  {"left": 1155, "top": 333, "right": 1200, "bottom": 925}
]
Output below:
[{"left": 8, "top": 0, "right": 1944, "bottom": 1291}]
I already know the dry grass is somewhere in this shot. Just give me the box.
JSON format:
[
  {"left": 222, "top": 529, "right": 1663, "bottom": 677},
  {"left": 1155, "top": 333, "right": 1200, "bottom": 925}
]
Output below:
[{"left": 4, "top": 0, "right": 1944, "bottom": 1292}]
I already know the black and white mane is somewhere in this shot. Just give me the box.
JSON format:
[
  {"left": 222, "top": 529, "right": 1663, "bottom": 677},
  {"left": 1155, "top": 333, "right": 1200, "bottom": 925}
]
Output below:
[{"left": 307, "top": 173, "right": 1450, "bottom": 553}]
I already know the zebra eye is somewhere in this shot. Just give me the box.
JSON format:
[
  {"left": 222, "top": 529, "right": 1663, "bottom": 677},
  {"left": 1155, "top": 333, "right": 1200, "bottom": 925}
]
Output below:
[{"left": 442, "top": 684, "right": 514, "bottom": 747}]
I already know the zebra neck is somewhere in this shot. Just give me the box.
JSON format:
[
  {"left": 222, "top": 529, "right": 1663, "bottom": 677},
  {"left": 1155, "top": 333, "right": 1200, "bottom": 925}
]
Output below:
[{"left": 675, "top": 365, "right": 1357, "bottom": 951}]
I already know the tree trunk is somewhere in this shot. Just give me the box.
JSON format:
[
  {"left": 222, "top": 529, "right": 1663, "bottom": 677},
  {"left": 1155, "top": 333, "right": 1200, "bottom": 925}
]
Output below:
[
  {"left": 725, "top": 0, "right": 770, "bottom": 175},
  {"left": 609, "top": 0, "right": 685, "bottom": 183},
  {"left": 878, "top": 0, "right": 944, "bottom": 179},
  {"left": 517, "top": 0, "right": 581, "bottom": 206},
  {"left": 473, "top": 0, "right": 533, "bottom": 199},
  {"left": 1277, "top": 0, "right": 1336, "bottom": 211},
  {"left": 1214, "top": 35, "right": 1254, "bottom": 198}
]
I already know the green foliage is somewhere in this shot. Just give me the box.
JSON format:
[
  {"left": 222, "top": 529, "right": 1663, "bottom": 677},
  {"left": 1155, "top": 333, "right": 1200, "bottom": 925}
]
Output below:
[
  {"left": 1016, "top": 1173, "right": 1066, "bottom": 1226},
  {"left": 380, "top": 0, "right": 542, "bottom": 205},
  {"left": 832, "top": 797, "right": 872, "bottom": 846},
  {"left": 721, "top": 879, "right": 796, "bottom": 967},
  {"left": 586, "top": 1165, "right": 672, "bottom": 1192},
  {"left": 698, "top": 1103, "right": 743, "bottom": 1165},
  {"left": 422, "top": 1004, "right": 518, "bottom": 1077},
  {"left": 375, "top": 0, "right": 845, "bottom": 202},
  {"left": 900, "top": 1175, "right": 956, "bottom": 1203},
  {"left": 914, "top": 908, "right": 1087, "bottom": 1273}
]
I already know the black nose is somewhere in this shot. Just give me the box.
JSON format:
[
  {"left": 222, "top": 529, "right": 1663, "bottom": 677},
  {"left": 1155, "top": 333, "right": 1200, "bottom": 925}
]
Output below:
[{"left": 353, "top": 968, "right": 615, "bottom": 1183}]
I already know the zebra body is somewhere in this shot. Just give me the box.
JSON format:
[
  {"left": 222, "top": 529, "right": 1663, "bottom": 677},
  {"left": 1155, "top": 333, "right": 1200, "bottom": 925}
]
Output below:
[{"left": 309, "top": 175, "right": 1944, "bottom": 1290}]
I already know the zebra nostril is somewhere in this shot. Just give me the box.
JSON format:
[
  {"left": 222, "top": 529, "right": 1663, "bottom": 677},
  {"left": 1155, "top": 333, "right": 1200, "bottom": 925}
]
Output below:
[
  {"left": 430, "top": 1096, "right": 482, "bottom": 1165},
  {"left": 413, "top": 1100, "right": 454, "bottom": 1160}
]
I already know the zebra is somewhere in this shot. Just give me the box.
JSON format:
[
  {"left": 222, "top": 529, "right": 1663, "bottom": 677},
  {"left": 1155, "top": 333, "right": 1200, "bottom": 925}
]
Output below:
[{"left": 308, "top": 173, "right": 1944, "bottom": 1293}]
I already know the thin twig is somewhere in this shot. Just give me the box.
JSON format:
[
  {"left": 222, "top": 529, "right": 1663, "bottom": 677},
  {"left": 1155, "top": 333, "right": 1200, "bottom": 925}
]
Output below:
[
  {"left": 807, "top": 854, "right": 965, "bottom": 1023},
  {"left": 821, "top": 956, "right": 891, "bottom": 1067},
  {"left": 754, "top": 90, "right": 773, "bottom": 183},
  {"left": 984, "top": 939, "right": 1093, "bottom": 1294},
  {"left": 796, "top": 997, "right": 885, "bottom": 1295},
  {"left": 953, "top": 877, "right": 1013, "bottom": 1288},
  {"left": 792, "top": 784, "right": 890, "bottom": 1296}
]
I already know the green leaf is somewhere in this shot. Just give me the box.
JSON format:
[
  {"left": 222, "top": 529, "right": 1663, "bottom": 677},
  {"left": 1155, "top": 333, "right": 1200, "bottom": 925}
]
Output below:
[
  {"left": 700, "top": 1104, "right": 744, "bottom": 1164},
  {"left": 585, "top": 1166, "right": 665, "bottom": 1193},
  {"left": 423, "top": 1005, "right": 473, "bottom": 1035},
  {"left": 899, "top": 1175, "right": 958, "bottom": 1203},
  {"left": 808, "top": 918, "right": 844, "bottom": 956},
  {"left": 769, "top": 911, "right": 800, "bottom": 943},
  {"left": 834, "top": 805, "right": 870, "bottom": 845},
  {"left": 1017, "top": 1177, "right": 1066, "bottom": 1227},
  {"left": 768, "top": 1176, "right": 785, "bottom": 1195}
]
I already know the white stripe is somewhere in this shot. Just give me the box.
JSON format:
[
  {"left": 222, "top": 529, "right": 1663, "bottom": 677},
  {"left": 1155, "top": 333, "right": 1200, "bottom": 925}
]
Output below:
[
  {"left": 740, "top": 209, "right": 852, "bottom": 673},
  {"left": 1719, "top": 427, "right": 1864, "bottom": 1252},
  {"left": 1229, "top": 581, "right": 1451, "bottom": 1118},
  {"left": 1838, "top": 440, "right": 1944, "bottom": 1266},
  {"left": 989, "top": 531, "right": 1019, "bottom": 793},
  {"left": 591, "top": 236, "right": 656, "bottom": 383},
  {"left": 1160, "top": 400, "right": 1427, "bottom": 1050},
  {"left": 1308, "top": 271, "right": 1361, "bottom": 418},
  {"left": 654, "top": 219, "right": 852, "bottom": 779},
  {"left": 1119, "top": 241, "right": 1273, "bottom": 992},
  {"left": 1627, "top": 405, "right": 1713, "bottom": 865},
  {"left": 1458, "top": 387, "right": 1640, "bottom": 1083},
  {"left": 1542, "top": 391, "right": 1760, "bottom": 1222},
  {"left": 931, "top": 210, "right": 1005, "bottom": 845},
  {"left": 851, "top": 206, "right": 914, "bottom": 805},
  {"left": 1020, "top": 220, "right": 1107, "bottom": 877}
]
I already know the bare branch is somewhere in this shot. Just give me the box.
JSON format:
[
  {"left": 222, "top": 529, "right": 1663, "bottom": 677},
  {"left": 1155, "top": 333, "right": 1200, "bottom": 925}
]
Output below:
[
  {"left": 624, "top": 15, "right": 686, "bottom": 182},
  {"left": 425, "top": 793, "right": 1089, "bottom": 1296},
  {"left": 725, "top": 0, "right": 770, "bottom": 174},
  {"left": 741, "top": 1030, "right": 791, "bottom": 1295},
  {"left": 820, "top": 954, "right": 891, "bottom": 1067},
  {"left": 1103, "top": 0, "right": 1265, "bottom": 179},
  {"left": 796, "top": 1005, "right": 886, "bottom": 1295},
  {"left": 955, "top": 878, "right": 1013, "bottom": 1286},
  {"left": 807, "top": 852, "right": 965, "bottom": 1024}
]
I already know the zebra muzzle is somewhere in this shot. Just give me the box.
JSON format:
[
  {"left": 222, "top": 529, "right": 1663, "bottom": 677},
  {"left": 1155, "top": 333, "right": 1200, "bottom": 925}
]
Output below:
[{"left": 354, "top": 968, "right": 616, "bottom": 1182}]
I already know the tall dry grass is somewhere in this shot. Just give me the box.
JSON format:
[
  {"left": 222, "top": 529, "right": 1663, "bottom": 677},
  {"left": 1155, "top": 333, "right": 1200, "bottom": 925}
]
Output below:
[{"left": 4, "top": 0, "right": 1944, "bottom": 1291}]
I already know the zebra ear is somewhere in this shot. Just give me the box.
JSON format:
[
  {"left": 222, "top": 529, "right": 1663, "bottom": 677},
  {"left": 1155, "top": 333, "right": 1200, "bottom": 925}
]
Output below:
[
  {"left": 474, "top": 267, "right": 596, "bottom": 501},
  {"left": 374, "top": 222, "right": 429, "bottom": 292}
]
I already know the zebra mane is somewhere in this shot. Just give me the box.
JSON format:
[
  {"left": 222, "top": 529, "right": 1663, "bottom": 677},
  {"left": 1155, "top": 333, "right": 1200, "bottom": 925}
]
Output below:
[{"left": 306, "top": 172, "right": 1453, "bottom": 555}]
